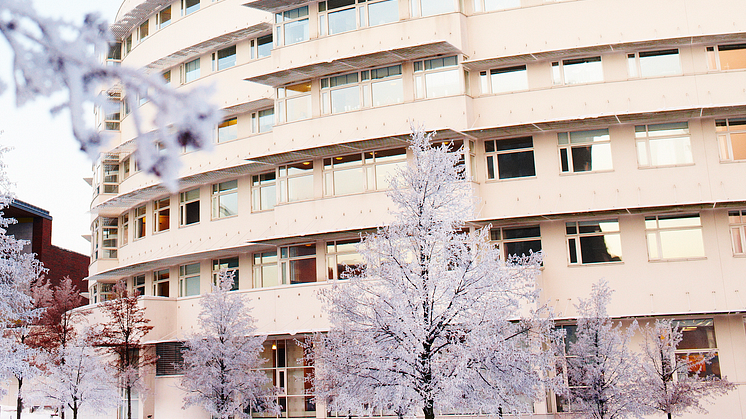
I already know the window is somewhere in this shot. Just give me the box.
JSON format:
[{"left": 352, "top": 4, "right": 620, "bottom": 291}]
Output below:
[
  {"left": 134, "top": 205, "right": 146, "bottom": 239},
  {"left": 411, "top": 0, "right": 456, "bottom": 17},
  {"left": 106, "top": 42, "right": 121, "bottom": 66},
  {"left": 183, "top": 0, "right": 200, "bottom": 15},
  {"left": 139, "top": 20, "right": 149, "bottom": 41},
  {"left": 125, "top": 34, "right": 132, "bottom": 55},
  {"left": 101, "top": 218, "right": 118, "bottom": 259},
  {"left": 280, "top": 244, "right": 317, "bottom": 284},
  {"left": 490, "top": 225, "right": 542, "bottom": 260},
  {"left": 211, "top": 180, "right": 238, "bottom": 219},
  {"left": 323, "top": 148, "right": 407, "bottom": 196},
  {"left": 183, "top": 58, "right": 200, "bottom": 83},
  {"left": 258, "top": 338, "right": 316, "bottom": 416},
  {"left": 627, "top": 49, "right": 681, "bottom": 78},
  {"left": 217, "top": 117, "right": 238, "bottom": 142},
  {"left": 103, "top": 93, "right": 121, "bottom": 131},
  {"left": 153, "top": 269, "right": 170, "bottom": 297},
  {"left": 156, "top": 342, "right": 185, "bottom": 376},
  {"left": 318, "top": 0, "right": 397, "bottom": 36},
  {"left": 484, "top": 137, "right": 535, "bottom": 180},
  {"left": 212, "top": 257, "right": 239, "bottom": 290},
  {"left": 179, "top": 263, "right": 200, "bottom": 297},
  {"left": 277, "top": 81, "right": 312, "bottom": 123},
  {"left": 163, "top": 70, "right": 171, "bottom": 85},
  {"left": 212, "top": 45, "right": 236, "bottom": 71},
  {"left": 673, "top": 319, "right": 721, "bottom": 378},
  {"left": 253, "top": 251, "right": 279, "bottom": 287},
  {"left": 716, "top": 118, "right": 746, "bottom": 161},
  {"left": 133, "top": 274, "right": 146, "bottom": 296},
  {"left": 275, "top": 6, "right": 309, "bottom": 46},
  {"left": 121, "top": 157, "right": 131, "bottom": 179},
  {"left": 251, "top": 35, "right": 273, "bottom": 59},
  {"left": 252, "top": 172, "right": 277, "bottom": 211},
  {"left": 414, "top": 56, "right": 460, "bottom": 99},
  {"left": 479, "top": 65, "right": 528, "bottom": 94},
  {"left": 728, "top": 210, "right": 746, "bottom": 255},
  {"left": 321, "top": 65, "right": 403, "bottom": 114},
  {"left": 645, "top": 214, "right": 705, "bottom": 260},
  {"left": 566, "top": 220, "right": 622, "bottom": 264},
  {"left": 158, "top": 6, "right": 172, "bottom": 29},
  {"left": 327, "top": 239, "right": 363, "bottom": 279},
  {"left": 252, "top": 108, "right": 274, "bottom": 133},
  {"left": 98, "top": 283, "right": 115, "bottom": 302},
  {"left": 558, "top": 129, "right": 612, "bottom": 173},
  {"left": 635, "top": 122, "right": 693, "bottom": 167},
  {"left": 473, "top": 0, "right": 519, "bottom": 12},
  {"left": 552, "top": 57, "right": 603, "bottom": 85},
  {"left": 103, "top": 159, "right": 120, "bottom": 193},
  {"left": 278, "top": 162, "right": 314, "bottom": 203},
  {"left": 179, "top": 188, "right": 200, "bottom": 226},
  {"left": 706, "top": 44, "right": 746, "bottom": 71},
  {"left": 151, "top": 198, "right": 169, "bottom": 233},
  {"left": 121, "top": 213, "right": 129, "bottom": 246}
]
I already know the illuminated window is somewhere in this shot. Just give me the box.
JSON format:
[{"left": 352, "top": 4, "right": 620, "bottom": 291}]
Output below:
[
  {"left": 153, "top": 269, "right": 170, "bottom": 297},
  {"left": 153, "top": 197, "right": 170, "bottom": 233},
  {"left": 217, "top": 117, "right": 238, "bottom": 143},
  {"left": 134, "top": 205, "right": 146, "bottom": 239},
  {"left": 728, "top": 210, "right": 746, "bottom": 256},
  {"left": 158, "top": 6, "right": 172, "bottom": 28},
  {"left": 277, "top": 82, "right": 312, "bottom": 123},
  {"left": 138, "top": 20, "right": 149, "bottom": 41},
  {"left": 706, "top": 44, "right": 746, "bottom": 71},
  {"left": 716, "top": 118, "right": 746, "bottom": 162},
  {"left": 674, "top": 319, "right": 722, "bottom": 378},
  {"left": 120, "top": 213, "right": 129, "bottom": 246},
  {"left": 280, "top": 244, "right": 317, "bottom": 284}
]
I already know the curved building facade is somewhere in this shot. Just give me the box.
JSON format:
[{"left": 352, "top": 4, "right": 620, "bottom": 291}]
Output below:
[{"left": 88, "top": 0, "right": 746, "bottom": 417}]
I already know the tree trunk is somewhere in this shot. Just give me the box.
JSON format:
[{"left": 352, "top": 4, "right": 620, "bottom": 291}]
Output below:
[
  {"left": 127, "top": 385, "right": 132, "bottom": 419},
  {"left": 16, "top": 377, "right": 23, "bottom": 419},
  {"left": 667, "top": 413, "right": 672, "bottom": 419},
  {"left": 60, "top": 404, "right": 65, "bottom": 419},
  {"left": 423, "top": 399, "right": 434, "bottom": 419}
]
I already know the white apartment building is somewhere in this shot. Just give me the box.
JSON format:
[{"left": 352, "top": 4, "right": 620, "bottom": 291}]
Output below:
[{"left": 86, "top": 0, "right": 746, "bottom": 417}]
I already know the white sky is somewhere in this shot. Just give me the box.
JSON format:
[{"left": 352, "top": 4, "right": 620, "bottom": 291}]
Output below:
[{"left": 0, "top": 0, "right": 123, "bottom": 255}]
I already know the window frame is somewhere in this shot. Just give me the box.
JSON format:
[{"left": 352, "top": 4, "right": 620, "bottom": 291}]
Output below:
[
  {"left": 212, "top": 257, "right": 239, "bottom": 291},
  {"left": 627, "top": 49, "right": 682, "bottom": 79},
  {"left": 318, "top": 0, "right": 399, "bottom": 36},
  {"left": 716, "top": 117, "right": 746, "bottom": 162},
  {"left": 251, "top": 108, "right": 274, "bottom": 133},
  {"left": 472, "top": 0, "right": 520, "bottom": 13},
  {"left": 326, "top": 239, "right": 364, "bottom": 280},
  {"left": 278, "top": 161, "right": 315, "bottom": 203},
  {"left": 706, "top": 44, "right": 746, "bottom": 71},
  {"left": 274, "top": 6, "right": 310, "bottom": 47},
  {"left": 490, "top": 225, "right": 542, "bottom": 261},
  {"left": 153, "top": 197, "right": 171, "bottom": 233},
  {"left": 101, "top": 217, "right": 119, "bottom": 259},
  {"left": 182, "top": 0, "right": 200, "bottom": 15},
  {"left": 253, "top": 250, "right": 279, "bottom": 288},
  {"left": 134, "top": 205, "right": 147, "bottom": 240},
  {"left": 645, "top": 213, "right": 706, "bottom": 261},
  {"left": 179, "top": 188, "right": 200, "bottom": 226},
  {"left": 728, "top": 210, "right": 746, "bottom": 256},
  {"left": 321, "top": 65, "right": 404, "bottom": 114},
  {"left": 413, "top": 56, "right": 461, "bottom": 99},
  {"left": 138, "top": 19, "right": 149, "bottom": 41},
  {"left": 565, "top": 219, "right": 623, "bottom": 265},
  {"left": 158, "top": 6, "right": 172, "bottom": 29},
  {"left": 322, "top": 148, "right": 407, "bottom": 196},
  {"left": 183, "top": 58, "right": 200, "bottom": 84},
  {"left": 252, "top": 171, "right": 277, "bottom": 212},
  {"left": 277, "top": 81, "right": 312, "bottom": 123},
  {"left": 211, "top": 180, "right": 239, "bottom": 219},
  {"left": 153, "top": 268, "right": 170, "bottom": 297},
  {"left": 551, "top": 56, "right": 603, "bottom": 86},
  {"left": 634, "top": 122, "right": 693, "bottom": 168},
  {"left": 179, "top": 263, "right": 201, "bottom": 297},
  {"left": 410, "top": 0, "right": 458, "bottom": 17},
  {"left": 217, "top": 117, "right": 238, "bottom": 143},
  {"left": 673, "top": 318, "right": 722, "bottom": 379},
  {"left": 133, "top": 274, "right": 146, "bottom": 296},
  {"left": 557, "top": 129, "right": 613, "bottom": 174},
  {"left": 479, "top": 65, "right": 528, "bottom": 95},
  {"left": 212, "top": 45, "right": 237, "bottom": 72},
  {"left": 280, "top": 243, "right": 317, "bottom": 285},
  {"left": 251, "top": 34, "right": 273, "bottom": 59},
  {"left": 484, "top": 137, "right": 536, "bottom": 180}
]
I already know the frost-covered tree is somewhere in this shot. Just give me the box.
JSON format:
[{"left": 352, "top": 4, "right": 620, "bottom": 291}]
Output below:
[
  {"left": 0, "top": 0, "right": 221, "bottom": 188},
  {"left": 93, "top": 280, "right": 154, "bottom": 419},
  {"left": 314, "top": 128, "right": 555, "bottom": 419},
  {"left": 32, "top": 332, "right": 118, "bottom": 419},
  {"left": 637, "top": 319, "right": 735, "bottom": 419},
  {"left": 565, "top": 280, "right": 642, "bottom": 419},
  {"left": 181, "top": 271, "right": 276, "bottom": 419}
]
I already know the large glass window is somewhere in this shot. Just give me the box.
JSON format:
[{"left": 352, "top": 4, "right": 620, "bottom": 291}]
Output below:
[
  {"left": 728, "top": 210, "right": 746, "bottom": 256},
  {"left": 321, "top": 65, "right": 404, "bottom": 114},
  {"left": 275, "top": 6, "right": 309, "bottom": 46},
  {"left": 180, "top": 188, "right": 200, "bottom": 226},
  {"left": 277, "top": 82, "right": 312, "bottom": 123},
  {"left": 552, "top": 57, "right": 603, "bottom": 85},
  {"left": 414, "top": 56, "right": 461, "bottom": 99},
  {"left": 327, "top": 239, "right": 363, "bottom": 280},
  {"left": 213, "top": 45, "right": 237, "bottom": 71},
  {"left": 183, "top": 0, "right": 200, "bottom": 15},
  {"left": 716, "top": 118, "right": 746, "bottom": 162},
  {"left": 251, "top": 35, "right": 273, "bottom": 59},
  {"left": 278, "top": 162, "right": 314, "bottom": 203},
  {"left": 558, "top": 129, "right": 612, "bottom": 173},
  {"left": 252, "top": 172, "right": 277, "bottom": 211},
  {"left": 179, "top": 263, "right": 200, "bottom": 297},
  {"left": 323, "top": 148, "right": 407, "bottom": 196},
  {"left": 217, "top": 117, "right": 238, "bottom": 143},
  {"left": 673, "top": 319, "right": 721, "bottom": 378},
  {"left": 281, "top": 244, "right": 317, "bottom": 284},
  {"left": 158, "top": 6, "right": 172, "bottom": 29},
  {"left": 153, "top": 269, "right": 170, "bottom": 297},
  {"left": 565, "top": 220, "right": 622, "bottom": 264},
  {"left": 645, "top": 214, "right": 705, "bottom": 260},
  {"left": 257, "top": 338, "right": 315, "bottom": 417},
  {"left": 213, "top": 257, "right": 239, "bottom": 291},
  {"left": 253, "top": 251, "right": 279, "bottom": 288},
  {"left": 635, "top": 122, "right": 693, "bottom": 168},
  {"left": 473, "top": 0, "right": 519, "bottom": 12},
  {"left": 134, "top": 205, "right": 146, "bottom": 239},
  {"left": 484, "top": 137, "right": 535, "bottom": 180},
  {"left": 101, "top": 218, "right": 118, "bottom": 259},
  {"left": 627, "top": 49, "right": 681, "bottom": 78},
  {"left": 103, "top": 159, "right": 120, "bottom": 194},
  {"left": 252, "top": 108, "right": 274, "bottom": 133},
  {"left": 211, "top": 180, "right": 238, "bottom": 219},
  {"left": 707, "top": 44, "right": 746, "bottom": 71},
  {"left": 184, "top": 58, "right": 200, "bottom": 83},
  {"left": 318, "top": 0, "right": 397, "bottom": 36},
  {"left": 153, "top": 197, "right": 170, "bottom": 233},
  {"left": 490, "top": 225, "right": 542, "bottom": 261},
  {"left": 480, "top": 65, "right": 528, "bottom": 95}
]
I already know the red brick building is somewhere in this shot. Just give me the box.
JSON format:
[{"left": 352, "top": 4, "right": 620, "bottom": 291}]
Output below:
[{"left": 5, "top": 199, "right": 89, "bottom": 302}]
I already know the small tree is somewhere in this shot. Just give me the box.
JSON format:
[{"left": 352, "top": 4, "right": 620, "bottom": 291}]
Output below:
[
  {"left": 565, "top": 280, "right": 642, "bottom": 419},
  {"left": 637, "top": 319, "right": 735, "bottom": 419},
  {"left": 181, "top": 271, "right": 275, "bottom": 419},
  {"left": 314, "top": 127, "right": 554, "bottom": 419},
  {"left": 32, "top": 333, "right": 118, "bottom": 419},
  {"left": 94, "top": 280, "right": 154, "bottom": 419}
]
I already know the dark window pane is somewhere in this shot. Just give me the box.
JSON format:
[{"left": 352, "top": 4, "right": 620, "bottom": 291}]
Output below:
[
  {"left": 496, "top": 136, "right": 532, "bottom": 151},
  {"left": 497, "top": 150, "right": 535, "bottom": 179},
  {"left": 560, "top": 148, "right": 569, "bottom": 172},
  {"left": 571, "top": 146, "right": 593, "bottom": 172},
  {"left": 579, "top": 236, "right": 621, "bottom": 263},
  {"left": 504, "top": 239, "right": 542, "bottom": 257},
  {"left": 486, "top": 156, "right": 495, "bottom": 179},
  {"left": 503, "top": 226, "right": 540, "bottom": 239},
  {"left": 568, "top": 238, "right": 577, "bottom": 263},
  {"left": 290, "top": 258, "right": 316, "bottom": 283}
]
